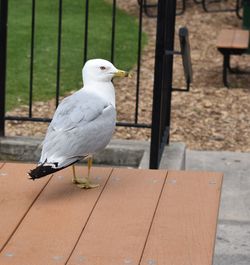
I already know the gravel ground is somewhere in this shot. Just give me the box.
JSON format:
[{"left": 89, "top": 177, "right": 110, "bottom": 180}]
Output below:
[{"left": 6, "top": 1, "right": 250, "bottom": 152}]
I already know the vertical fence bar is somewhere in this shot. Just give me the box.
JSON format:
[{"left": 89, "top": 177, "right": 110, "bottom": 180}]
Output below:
[
  {"left": 0, "top": 0, "right": 8, "bottom": 136},
  {"left": 150, "top": 0, "right": 176, "bottom": 169},
  {"left": 162, "top": 0, "right": 176, "bottom": 143},
  {"left": 83, "top": 0, "right": 89, "bottom": 64},
  {"left": 135, "top": 0, "right": 143, "bottom": 124},
  {"left": 243, "top": 0, "right": 250, "bottom": 29},
  {"left": 110, "top": 0, "right": 116, "bottom": 63},
  {"left": 29, "top": 0, "right": 36, "bottom": 118},
  {"left": 55, "top": 0, "right": 63, "bottom": 108},
  {"left": 150, "top": 0, "right": 166, "bottom": 169}
]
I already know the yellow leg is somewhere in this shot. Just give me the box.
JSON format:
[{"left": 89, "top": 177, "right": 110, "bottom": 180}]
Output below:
[
  {"left": 72, "top": 165, "right": 77, "bottom": 183},
  {"left": 87, "top": 156, "right": 93, "bottom": 179},
  {"left": 71, "top": 157, "right": 99, "bottom": 189}
]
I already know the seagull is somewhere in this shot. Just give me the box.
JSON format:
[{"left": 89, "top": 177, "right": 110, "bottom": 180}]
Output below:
[{"left": 28, "top": 59, "right": 129, "bottom": 188}]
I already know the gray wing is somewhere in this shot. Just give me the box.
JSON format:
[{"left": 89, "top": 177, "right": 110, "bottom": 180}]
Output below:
[
  {"left": 49, "top": 90, "right": 107, "bottom": 131},
  {"left": 40, "top": 90, "right": 116, "bottom": 168}
]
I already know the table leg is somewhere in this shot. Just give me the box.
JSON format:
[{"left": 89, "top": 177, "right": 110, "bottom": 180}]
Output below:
[{"left": 223, "top": 53, "right": 230, "bottom": 87}]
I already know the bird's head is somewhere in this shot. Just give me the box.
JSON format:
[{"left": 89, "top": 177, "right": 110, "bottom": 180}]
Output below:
[{"left": 82, "top": 59, "right": 129, "bottom": 84}]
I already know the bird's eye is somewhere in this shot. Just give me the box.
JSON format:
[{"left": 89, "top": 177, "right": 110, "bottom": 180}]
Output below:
[{"left": 100, "top": 66, "right": 106, "bottom": 70}]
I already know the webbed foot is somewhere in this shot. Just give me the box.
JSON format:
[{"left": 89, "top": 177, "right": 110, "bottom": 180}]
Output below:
[{"left": 72, "top": 177, "right": 99, "bottom": 189}]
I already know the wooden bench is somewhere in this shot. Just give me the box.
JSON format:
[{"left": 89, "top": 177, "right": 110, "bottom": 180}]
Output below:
[
  {"left": 0, "top": 162, "right": 223, "bottom": 265},
  {"left": 216, "top": 29, "right": 249, "bottom": 87}
]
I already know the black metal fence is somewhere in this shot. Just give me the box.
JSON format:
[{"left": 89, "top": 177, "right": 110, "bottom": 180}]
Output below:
[
  {"left": 0, "top": 0, "right": 182, "bottom": 168},
  {"left": 0, "top": 0, "right": 149, "bottom": 126},
  {"left": 0, "top": 0, "right": 8, "bottom": 136},
  {"left": 149, "top": 0, "right": 176, "bottom": 168},
  {"left": 202, "top": 0, "right": 243, "bottom": 19}
]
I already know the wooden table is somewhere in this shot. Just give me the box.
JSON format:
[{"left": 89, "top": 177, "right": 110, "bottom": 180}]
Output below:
[
  {"left": 0, "top": 162, "right": 223, "bottom": 265},
  {"left": 216, "top": 29, "right": 249, "bottom": 87}
]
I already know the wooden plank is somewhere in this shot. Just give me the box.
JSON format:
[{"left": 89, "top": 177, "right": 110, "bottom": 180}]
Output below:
[
  {"left": 217, "top": 29, "right": 234, "bottom": 48},
  {"left": 233, "top": 30, "right": 249, "bottom": 49},
  {"left": 0, "top": 162, "right": 51, "bottom": 251},
  {"left": 0, "top": 166, "right": 112, "bottom": 265},
  {"left": 140, "top": 171, "right": 223, "bottom": 265},
  {"left": 66, "top": 168, "right": 168, "bottom": 265}
]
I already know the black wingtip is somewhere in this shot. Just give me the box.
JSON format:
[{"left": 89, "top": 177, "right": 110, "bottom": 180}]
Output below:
[
  {"left": 28, "top": 160, "right": 79, "bottom": 180},
  {"left": 28, "top": 164, "right": 61, "bottom": 180},
  {"left": 27, "top": 172, "right": 35, "bottom": 181}
]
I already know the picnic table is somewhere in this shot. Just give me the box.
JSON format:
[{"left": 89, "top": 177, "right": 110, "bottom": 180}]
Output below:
[
  {"left": 0, "top": 162, "right": 223, "bottom": 265},
  {"left": 216, "top": 28, "right": 249, "bottom": 87}
]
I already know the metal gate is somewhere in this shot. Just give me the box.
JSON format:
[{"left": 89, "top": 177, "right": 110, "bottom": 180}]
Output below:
[{"left": 0, "top": 0, "right": 187, "bottom": 168}]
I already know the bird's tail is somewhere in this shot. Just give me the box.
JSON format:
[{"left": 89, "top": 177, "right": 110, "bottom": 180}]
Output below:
[
  {"left": 28, "top": 163, "right": 63, "bottom": 180},
  {"left": 28, "top": 160, "right": 79, "bottom": 180}
]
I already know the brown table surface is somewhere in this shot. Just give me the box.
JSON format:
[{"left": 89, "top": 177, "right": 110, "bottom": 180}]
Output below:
[
  {"left": 0, "top": 162, "right": 223, "bottom": 265},
  {"left": 217, "top": 29, "right": 249, "bottom": 50}
]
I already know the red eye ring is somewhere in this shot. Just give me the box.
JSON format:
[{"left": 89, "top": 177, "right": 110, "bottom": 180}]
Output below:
[{"left": 100, "top": 66, "right": 106, "bottom": 70}]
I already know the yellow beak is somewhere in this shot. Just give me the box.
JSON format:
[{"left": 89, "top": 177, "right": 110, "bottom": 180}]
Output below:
[{"left": 114, "top": 69, "right": 129, "bottom": 77}]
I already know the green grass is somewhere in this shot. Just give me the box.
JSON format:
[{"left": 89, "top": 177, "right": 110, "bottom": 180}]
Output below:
[{"left": 6, "top": 0, "right": 147, "bottom": 110}]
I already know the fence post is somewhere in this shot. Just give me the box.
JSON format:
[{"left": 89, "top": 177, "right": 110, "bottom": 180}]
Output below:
[
  {"left": 150, "top": 0, "right": 176, "bottom": 169},
  {"left": 243, "top": 0, "right": 250, "bottom": 30},
  {"left": 0, "top": 0, "right": 8, "bottom": 136}
]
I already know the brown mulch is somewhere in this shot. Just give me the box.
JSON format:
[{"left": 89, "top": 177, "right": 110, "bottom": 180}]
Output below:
[{"left": 6, "top": 1, "right": 250, "bottom": 152}]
